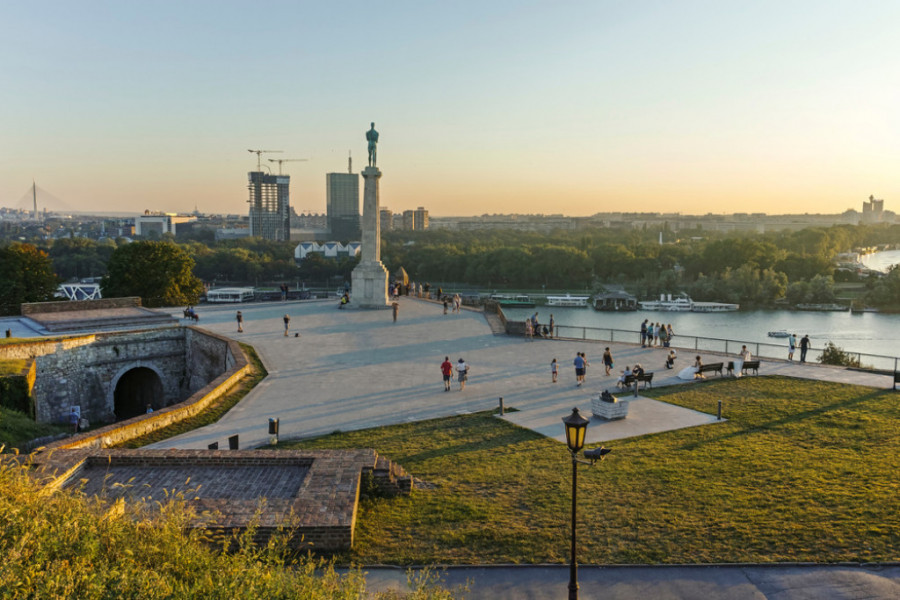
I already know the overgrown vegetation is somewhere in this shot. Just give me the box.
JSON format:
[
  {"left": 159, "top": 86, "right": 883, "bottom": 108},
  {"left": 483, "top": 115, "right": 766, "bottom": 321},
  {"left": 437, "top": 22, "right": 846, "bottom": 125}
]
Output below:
[
  {"left": 0, "top": 455, "right": 461, "bottom": 598},
  {"left": 284, "top": 377, "right": 900, "bottom": 564},
  {"left": 818, "top": 341, "right": 862, "bottom": 367},
  {"left": 117, "top": 343, "right": 267, "bottom": 449}
]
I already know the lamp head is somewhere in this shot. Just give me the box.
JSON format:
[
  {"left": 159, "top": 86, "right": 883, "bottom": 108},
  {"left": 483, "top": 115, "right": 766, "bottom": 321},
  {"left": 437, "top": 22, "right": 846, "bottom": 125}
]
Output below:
[{"left": 562, "top": 407, "right": 590, "bottom": 454}]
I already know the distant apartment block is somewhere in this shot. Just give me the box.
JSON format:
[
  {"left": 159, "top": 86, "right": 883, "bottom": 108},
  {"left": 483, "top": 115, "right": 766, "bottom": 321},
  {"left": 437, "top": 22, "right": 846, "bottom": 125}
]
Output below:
[
  {"left": 134, "top": 211, "right": 197, "bottom": 236},
  {"left": 326, "top": 172, "right": 360, "bottom": 240},
  {"left": 398, "top": 207, "right": 429, "bottom": 231},
  {"left": 248, "top": 172, "right": 291, "bottom": 241},
  {"left": 380, "top": 208, "right": 393, "bottom": 232},
  {"left": 862, "top": 195, "right": 885, "bottom": 223}
]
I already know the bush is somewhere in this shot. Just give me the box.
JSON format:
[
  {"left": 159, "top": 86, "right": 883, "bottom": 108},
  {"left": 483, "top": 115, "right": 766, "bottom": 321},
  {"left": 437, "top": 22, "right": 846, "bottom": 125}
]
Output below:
[
  {"left": 0, "top": 374, "right": 31, "bottom": 414},
  {"left": 818, "top": 341, "right": 861, "bottom": 367}
]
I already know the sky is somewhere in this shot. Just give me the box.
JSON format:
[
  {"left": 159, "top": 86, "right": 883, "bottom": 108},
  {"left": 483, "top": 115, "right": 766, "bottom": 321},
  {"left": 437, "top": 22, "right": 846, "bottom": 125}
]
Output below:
[{"left": 2, "top": 1, "right": 899, "bottom": 217}]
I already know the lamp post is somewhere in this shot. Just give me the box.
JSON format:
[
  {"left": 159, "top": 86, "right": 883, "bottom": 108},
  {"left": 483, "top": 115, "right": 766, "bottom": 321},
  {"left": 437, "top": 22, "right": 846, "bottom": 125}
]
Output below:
[{"left": 562, "top": 407, "right": 611, "bottom": 600}]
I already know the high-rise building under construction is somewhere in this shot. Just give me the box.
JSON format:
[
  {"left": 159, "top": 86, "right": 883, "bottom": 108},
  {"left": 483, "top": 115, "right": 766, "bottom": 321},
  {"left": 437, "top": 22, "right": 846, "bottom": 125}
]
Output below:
[{"left": 248, "top": 172, "right": 291, "bottom": 241}]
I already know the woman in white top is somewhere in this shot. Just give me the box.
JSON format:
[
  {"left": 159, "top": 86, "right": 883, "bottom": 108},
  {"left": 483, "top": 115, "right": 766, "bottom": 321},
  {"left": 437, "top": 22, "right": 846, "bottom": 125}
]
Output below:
[
  {"left": 457, "top": 358, "right": 469, "bottom": 391},
  {"left": 734, "top": 345, "right": 751, "bottom": 377}
]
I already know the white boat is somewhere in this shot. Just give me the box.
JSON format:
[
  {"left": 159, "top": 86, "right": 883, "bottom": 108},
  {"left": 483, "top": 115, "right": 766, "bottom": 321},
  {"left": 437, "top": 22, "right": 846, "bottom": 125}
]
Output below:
[
  {"left": 206, "top": 287, "right": 255, "bottom": 303},
  {"left": 546, "top": 294, "right": 589, "bottom": 307},
  {"left": 691, "top": 301, "right": 740, "bottom": 312},
  {"left": 640, "top": 294, "right": 693, "bottom": 311},
  {"left": 768, "top": 330, "right": 790, "bottom": 338}
]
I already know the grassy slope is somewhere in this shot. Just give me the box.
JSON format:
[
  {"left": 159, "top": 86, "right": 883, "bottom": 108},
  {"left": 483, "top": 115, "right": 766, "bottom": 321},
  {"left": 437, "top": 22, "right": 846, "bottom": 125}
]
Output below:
[
  {"left": 0, "top": 408, "right": 68, "bottom": 452},
  {"left": 283, "top": 376, "right": 900, "bottom": 564}
]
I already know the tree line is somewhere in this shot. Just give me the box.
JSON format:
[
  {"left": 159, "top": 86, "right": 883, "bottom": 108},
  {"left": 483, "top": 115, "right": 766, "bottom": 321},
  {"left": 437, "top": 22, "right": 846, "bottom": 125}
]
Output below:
[{"left": 1, "top": 222, "right": 899, "bottom": 314}]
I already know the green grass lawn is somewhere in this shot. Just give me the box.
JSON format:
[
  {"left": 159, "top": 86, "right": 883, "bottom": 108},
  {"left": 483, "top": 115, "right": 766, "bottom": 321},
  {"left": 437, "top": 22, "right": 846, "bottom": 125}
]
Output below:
[
  {"left": 281, "top": 376, "right": 900, "bottom": 564},
  {"left": 0, "top": 408, "right": 69, "bottom": 452}
]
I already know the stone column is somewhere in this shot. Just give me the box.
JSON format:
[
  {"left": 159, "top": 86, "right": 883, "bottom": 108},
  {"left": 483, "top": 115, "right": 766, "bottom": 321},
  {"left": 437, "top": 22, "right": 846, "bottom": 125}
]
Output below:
[{"left": 350, "top": 166, "right": 389, "bottom": 307}]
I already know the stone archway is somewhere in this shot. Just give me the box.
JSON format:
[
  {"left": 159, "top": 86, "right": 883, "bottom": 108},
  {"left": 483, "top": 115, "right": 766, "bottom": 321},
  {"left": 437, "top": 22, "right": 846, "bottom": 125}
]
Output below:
[{"left": 112, "top": 367, "right": 164, "bottom": 420}]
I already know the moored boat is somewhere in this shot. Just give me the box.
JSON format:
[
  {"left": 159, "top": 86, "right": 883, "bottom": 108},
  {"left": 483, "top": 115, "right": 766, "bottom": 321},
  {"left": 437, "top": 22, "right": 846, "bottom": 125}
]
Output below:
[
  {"left": 490, "top": 294, "right": 536, "bottom": 308},
  {"left": 767, "top": 330, "right": 790, "bottom": 338},
  {"left": 546, "top": 294, "right": 589, "bottom": 307}
]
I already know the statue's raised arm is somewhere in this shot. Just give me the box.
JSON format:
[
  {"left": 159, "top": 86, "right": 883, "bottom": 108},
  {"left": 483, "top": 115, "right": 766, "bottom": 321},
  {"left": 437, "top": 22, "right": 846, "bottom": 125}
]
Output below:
[{"left": 366, "top": 122, "right": 379, "bottom": 167}]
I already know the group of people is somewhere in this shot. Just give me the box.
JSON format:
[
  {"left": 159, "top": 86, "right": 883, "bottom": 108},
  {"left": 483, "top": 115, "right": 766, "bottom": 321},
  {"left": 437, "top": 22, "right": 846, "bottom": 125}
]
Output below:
[
  {"left": 440, "top": 356, "right": 469, "bottom": 391},
  {"left": 442, "top": 293, "right": 462, "bottom": 314},
  {"left": 524, "top": 312, "right": 555, "bottom": 341},
  {"left": 640, "top": 320, "right": 674, "bottom": 347}
]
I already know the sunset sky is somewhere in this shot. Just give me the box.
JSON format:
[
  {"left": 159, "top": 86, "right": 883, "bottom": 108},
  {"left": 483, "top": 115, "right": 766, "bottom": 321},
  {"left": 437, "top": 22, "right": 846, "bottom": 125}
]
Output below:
[{"left": 2, "top": 1, "right": 898, "bottom": 217}]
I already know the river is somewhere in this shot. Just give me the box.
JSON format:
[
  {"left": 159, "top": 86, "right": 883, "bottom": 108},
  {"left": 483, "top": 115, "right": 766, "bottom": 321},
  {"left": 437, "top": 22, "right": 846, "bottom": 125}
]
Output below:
[
  {"left": 502, "top": 306, "right": 900, "bottom": 367},
  {"left": 861, "top": 249, "right": 900, "bottom": 273}
]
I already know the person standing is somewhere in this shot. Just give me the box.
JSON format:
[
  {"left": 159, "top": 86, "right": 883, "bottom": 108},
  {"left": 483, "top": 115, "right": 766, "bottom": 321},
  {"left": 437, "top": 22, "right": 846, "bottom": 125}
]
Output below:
[
  {"left": 440, "top": 356, "right": 453, "bottom": 392},
  {"left": 283, "top": 314, "right": 291, "bottom": 337},
  {"left": 734, "top": 345, "right": 751, "bottom": 377},
  {"left": 654, "top": 323, "right": 662, "bottom": 346},
  {"left": 524, "top": 318, "right": 533, "bottom": 341},
  {"left": 800, "top": 334, "right": 810, "bottom": 363},
  {"left": 457, "top": 358, "right": 468, "bottom": 391},
  {"left": 551, "top": 358, "right": 558, "bottom": 383},
  {"left": 573, "top": 352, "right": 585, "bottom": 387},
  {"left": 641, "top": 319, "right": 648, "bottom": 347},
  {"left": 788, "top": 334, "right": 797, "bottom": 361},
  {"left": 667, "top": 324, "right": 674, "bottom": 344},
  {"left": 602, "top": 347, "right": 614, "bottom": 376},
  {"left": 236, "top": 310, "right": 243, "bottom": 333},
  {"left": 647, "top": 322, "right": 654, "bottom": 347},
  {"left": 549, "top": 314, "right": 555, "bottom": 339}
]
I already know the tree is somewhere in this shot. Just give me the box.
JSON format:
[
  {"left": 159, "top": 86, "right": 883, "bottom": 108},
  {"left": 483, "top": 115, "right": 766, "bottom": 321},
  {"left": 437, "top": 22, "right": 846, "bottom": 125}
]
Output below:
[
  {"left": 0, "top": 244, "right": 60, "bottom": 315},
  {"left": 101, "top": 241, "right": 204, "bottom": 307}
]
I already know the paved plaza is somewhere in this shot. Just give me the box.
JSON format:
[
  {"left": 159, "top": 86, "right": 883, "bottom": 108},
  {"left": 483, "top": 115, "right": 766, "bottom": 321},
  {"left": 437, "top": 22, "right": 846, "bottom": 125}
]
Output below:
[{"left": 133, "top": 297, "right": 894, "bottom": 450}]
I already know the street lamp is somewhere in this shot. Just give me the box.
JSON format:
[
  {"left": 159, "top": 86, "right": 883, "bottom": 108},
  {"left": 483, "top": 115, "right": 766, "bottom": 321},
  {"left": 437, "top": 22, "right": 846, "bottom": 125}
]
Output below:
[{"left": 562, "top": 407, "right": 611, "bottom": 600}]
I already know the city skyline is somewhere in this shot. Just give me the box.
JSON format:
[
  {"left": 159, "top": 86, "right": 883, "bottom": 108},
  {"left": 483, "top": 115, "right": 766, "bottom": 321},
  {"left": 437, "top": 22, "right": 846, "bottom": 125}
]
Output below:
[{"left": 2, "top": 1, "right": 898, "bottom": 217}]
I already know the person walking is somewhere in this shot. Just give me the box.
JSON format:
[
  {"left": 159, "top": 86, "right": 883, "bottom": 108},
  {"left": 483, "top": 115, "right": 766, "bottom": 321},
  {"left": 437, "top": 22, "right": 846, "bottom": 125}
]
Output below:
[
  {"left": 573, "top": 352, "right": 585, "bottom": 387},
  {"left": 236, "top": 310, "right": 243, "bottom": 333},
  {"left": 602, "top": 347, "right": 614, "bottom": 376},
  {"left": 440, "top": 356, "right": 453, "bottom": 392},
  {"left": 283, "top": 314, "right": 291, "bottom": 337},
  {"left": 551, "top": 358, "right": 558, "bottom": 383},
  {"left": 788, "top": 334, "right": 797, "bottom": 361},
  {"left": 457, "top": 358, "right": 468, "bottom": 391},
  {"left": 800, "top": 334, "right": 810, "bottom": 363}
]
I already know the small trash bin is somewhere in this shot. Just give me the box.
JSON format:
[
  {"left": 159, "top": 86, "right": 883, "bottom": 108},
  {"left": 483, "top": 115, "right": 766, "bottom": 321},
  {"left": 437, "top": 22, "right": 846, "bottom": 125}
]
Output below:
[{"left": 268, "top": 418, "right": 279, "bottom": 435}]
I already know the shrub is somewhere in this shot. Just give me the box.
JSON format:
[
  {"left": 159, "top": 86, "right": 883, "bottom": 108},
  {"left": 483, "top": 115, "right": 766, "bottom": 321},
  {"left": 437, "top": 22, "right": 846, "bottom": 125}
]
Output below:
[{"left": 818, "top": 341, "right": 861, "bottom": 367}]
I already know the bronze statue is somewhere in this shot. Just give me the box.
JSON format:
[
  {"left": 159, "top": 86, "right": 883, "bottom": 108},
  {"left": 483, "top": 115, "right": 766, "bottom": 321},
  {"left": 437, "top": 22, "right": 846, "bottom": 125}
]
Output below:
[{"left": 366, "top": 122, "right": 379, "bottom": 167}]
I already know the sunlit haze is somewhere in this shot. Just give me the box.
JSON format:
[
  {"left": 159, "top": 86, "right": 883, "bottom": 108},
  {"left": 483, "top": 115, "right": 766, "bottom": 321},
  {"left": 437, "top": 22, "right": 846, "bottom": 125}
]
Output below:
[{"left": 2, "top": 1, "right": 898, "bottom": 217}]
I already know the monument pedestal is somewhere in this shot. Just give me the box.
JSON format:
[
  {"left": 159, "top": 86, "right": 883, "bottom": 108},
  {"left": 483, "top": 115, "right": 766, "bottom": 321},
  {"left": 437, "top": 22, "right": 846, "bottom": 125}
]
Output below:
[{"left": 351, "top": 165, "right": 389, "bottom": 308}]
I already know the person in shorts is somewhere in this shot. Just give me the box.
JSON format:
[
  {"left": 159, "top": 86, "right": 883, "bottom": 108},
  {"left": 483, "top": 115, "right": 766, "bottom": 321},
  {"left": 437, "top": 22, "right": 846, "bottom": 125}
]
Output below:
[
  {"left": 457, "top": 358, "right": 469, "bottom": 391},
  {"left": 441, "top": 356, "right": 453, "bottom": 391}
]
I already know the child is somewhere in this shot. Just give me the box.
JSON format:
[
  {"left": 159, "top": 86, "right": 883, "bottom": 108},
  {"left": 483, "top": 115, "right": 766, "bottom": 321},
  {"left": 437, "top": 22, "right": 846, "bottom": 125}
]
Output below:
[{"left": 551, "top": 358, "right": 558, "bottom": 383}]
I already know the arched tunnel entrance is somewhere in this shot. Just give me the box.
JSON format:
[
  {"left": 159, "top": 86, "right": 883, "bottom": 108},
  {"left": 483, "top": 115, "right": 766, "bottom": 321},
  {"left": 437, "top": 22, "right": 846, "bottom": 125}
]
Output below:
[{"left": 113, "top": 367, "right": 165, "bottom": 420}]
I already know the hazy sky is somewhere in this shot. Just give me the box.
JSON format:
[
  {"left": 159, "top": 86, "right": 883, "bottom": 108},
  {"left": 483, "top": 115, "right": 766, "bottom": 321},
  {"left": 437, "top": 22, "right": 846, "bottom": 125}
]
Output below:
[{"left": 2, "top": 1, "right": 898, "bottom": 217}]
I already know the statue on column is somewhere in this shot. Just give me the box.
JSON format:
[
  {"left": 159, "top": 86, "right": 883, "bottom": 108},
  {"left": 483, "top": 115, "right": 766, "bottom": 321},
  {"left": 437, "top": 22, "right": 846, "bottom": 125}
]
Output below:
[{"left": 366, "top": 122, "right": 379, "bottom": 167}]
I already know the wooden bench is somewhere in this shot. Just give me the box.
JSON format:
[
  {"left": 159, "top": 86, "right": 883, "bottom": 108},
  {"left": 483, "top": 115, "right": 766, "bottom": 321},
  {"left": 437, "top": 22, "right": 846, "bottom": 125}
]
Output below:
[
  {"left": 621, "top": 372, "right": 654, "bottom": 390},
  {"left": 697, "top": 362, "right": 724, "bottom": 378},
  {"left": 727, "top": 360, "right": 760, "bottom": 376}
]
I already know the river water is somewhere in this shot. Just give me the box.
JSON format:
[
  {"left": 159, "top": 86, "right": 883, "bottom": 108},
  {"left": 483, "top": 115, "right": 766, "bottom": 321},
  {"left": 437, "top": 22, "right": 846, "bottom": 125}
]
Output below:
[{"left": 861, "top": 249, "right": 900, "bottom": 273}]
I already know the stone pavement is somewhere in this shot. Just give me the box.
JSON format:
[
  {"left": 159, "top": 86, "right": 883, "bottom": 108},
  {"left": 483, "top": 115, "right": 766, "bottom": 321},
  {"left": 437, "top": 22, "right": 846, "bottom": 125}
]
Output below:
[
  {"left": 356, "top": 564, "right": 900, "bottom": 599},
  {"left": 147, "top": 298, "right": 893, "bottom": 450}
]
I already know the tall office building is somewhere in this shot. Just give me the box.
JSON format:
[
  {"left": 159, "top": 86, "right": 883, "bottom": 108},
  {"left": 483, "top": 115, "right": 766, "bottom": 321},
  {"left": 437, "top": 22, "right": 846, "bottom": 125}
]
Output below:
[
  {"left": 248, "top": 172, "right": 291, "bottom": 241},
  {"left": 326, "top": 172, "right": 360, "bottom": 240}
]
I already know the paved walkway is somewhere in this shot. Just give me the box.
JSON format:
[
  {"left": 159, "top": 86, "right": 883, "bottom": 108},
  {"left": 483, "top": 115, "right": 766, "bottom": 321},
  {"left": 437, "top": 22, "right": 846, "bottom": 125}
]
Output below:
[
  {"left": 357, "top": 564, "right": 900, "bottom": 599},
  {"left": 147, "top": 298, "right": 892, "bottom": 450}
]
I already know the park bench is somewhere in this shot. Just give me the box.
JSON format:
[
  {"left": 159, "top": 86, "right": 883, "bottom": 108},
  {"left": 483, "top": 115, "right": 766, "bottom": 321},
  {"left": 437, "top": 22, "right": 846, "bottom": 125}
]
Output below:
[
  {"left": 697, "top": 362, "right": 724, "bottom": 378},
  {"left": 727, "top": 360, "right": 760, "bottom": 376},
  {"left": 622, "top": 372, "right": 654, "bottom": 390}
]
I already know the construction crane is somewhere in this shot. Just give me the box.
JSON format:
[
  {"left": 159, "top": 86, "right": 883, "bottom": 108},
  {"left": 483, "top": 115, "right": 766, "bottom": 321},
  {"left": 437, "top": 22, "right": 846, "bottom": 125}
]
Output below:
[
  {"left": 267, "top": 157, "right": 309, "bottom": 175},
  {"left": 247, "top": 149, "right": 283, "bottom": 171}
]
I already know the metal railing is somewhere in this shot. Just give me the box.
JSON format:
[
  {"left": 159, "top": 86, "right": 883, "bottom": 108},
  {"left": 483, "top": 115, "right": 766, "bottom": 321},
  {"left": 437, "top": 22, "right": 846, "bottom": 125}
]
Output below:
[{"left": 551, "top": 324, "right": 900, "bottom": 373}]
